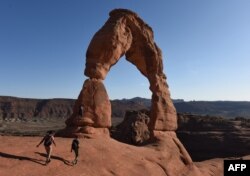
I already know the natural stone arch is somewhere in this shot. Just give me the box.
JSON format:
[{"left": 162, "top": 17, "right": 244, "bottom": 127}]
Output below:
[
  {"left": 56, "top": 9, "right": 231, "bottom": 176},
  {"left": 61, "top": 9, "right": 177, "bottom": 137}
]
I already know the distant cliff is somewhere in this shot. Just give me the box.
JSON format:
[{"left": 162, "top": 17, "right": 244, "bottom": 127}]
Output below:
[
  {"left": 1, "top": 96, "right": 250, "bottom": 121},
  {"left": 0, "top": 96, "right": 151, "bottom": 121},
  {"left": 176, "top": 113, "right": 250, "bottom": 160},
  {"left": 0, "top": 96, "right": 74, "bottom": 120},
  {"left": 174, "top": 101, "right": 250, "bottom": 118}
]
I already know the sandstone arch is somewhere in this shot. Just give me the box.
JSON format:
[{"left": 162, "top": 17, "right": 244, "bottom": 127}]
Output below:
[{"left": 63, "top": 9, "right": 177, "bottom": 136}]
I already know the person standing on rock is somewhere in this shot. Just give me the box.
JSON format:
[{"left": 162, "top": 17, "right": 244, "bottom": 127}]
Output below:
[
  {"left": 78, "top": 105, "right": 84, "bottom": 118},
  {"left": 71, "top": 136, "right": 79, "bottom": 165},
  {"left": 37, "top": 130, "right": 56, "bottom": 165}
]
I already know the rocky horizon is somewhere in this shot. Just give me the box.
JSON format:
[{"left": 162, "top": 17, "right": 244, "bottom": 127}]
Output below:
[{"left": 1, "top": 96, "right": 250, "bottom": 122}]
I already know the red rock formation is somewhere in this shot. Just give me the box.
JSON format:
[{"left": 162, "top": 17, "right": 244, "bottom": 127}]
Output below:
[
  {"left": 70, "top": 9, "right": 175, "bottom": 134},
  {"left": 60, "top": 78, "right": 111, "bottom": 137},
  {"left": 66, "top": 79, "right": 111, "bottom": 128},
  {"left": 112, "top": 110, "right": 151, "bottom": 145},
  {"left": 62, "top": 9, "right": 174, "bottom": 137},
  {"left": 63, "top": 8, "right": 176, "bottom": 138}
]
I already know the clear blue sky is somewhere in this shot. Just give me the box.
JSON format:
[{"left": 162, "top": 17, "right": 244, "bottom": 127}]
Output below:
[{"left": 0, "top": 0, "right": 250, "bottom": 101}]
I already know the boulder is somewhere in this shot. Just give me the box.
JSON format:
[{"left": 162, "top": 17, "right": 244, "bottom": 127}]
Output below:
[{"left": 112, "top": 110, "right": 150, "bottom": 145}]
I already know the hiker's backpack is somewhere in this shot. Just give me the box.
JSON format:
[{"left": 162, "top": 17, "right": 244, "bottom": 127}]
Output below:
[{"left": 44, "top": 135, "right": 52, "bottom": 146}]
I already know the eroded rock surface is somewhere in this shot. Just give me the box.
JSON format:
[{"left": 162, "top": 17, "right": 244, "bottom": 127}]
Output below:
[
  {"left": 59, "top": 79, "right": 111, "bottom": 137},
  {"left": 63, "top": 9, "right": 177, "bottom": 136},
  {"left": 85, "top": 9, "right": 176, "bottom": 131},
  {"left": 87, "top": 9, "right": 177, "bottom": 131},
  {"left": 112, "top": 110, "right": 150, "bottom": 145},
  {"left": 66, "top": 79, "right": 111, "bottom": 128}
]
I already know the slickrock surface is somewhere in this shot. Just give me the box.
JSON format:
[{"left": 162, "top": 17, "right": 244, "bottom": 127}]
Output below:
[{"left": 0, "top": 135, "right": 234, "bottom": 176}]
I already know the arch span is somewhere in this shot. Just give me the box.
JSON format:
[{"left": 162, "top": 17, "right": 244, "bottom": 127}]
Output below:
[{"left": 64, "top": 9, "right": 177, "bottom": 137}]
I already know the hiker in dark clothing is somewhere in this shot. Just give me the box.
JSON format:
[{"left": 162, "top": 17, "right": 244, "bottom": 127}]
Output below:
[
  {"left": 37, "top": 130, "right": 56, "bottom": 165},
  {"left": 71, "top": 136, "right": 79, "bottom": 165}
]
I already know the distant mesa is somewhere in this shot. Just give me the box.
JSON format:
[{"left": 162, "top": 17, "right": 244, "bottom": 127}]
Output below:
[
  {"left": 0, "top": 96, "right": 74, "bottom": 121},
  {"left": 1, "top": 96, "right": 250, "bottom": 122}
]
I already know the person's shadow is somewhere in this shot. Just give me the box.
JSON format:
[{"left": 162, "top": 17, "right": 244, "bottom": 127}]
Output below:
[
  {"left": 35, "top": 152, "right": 73, "bottom": 166},
  {"left": 0, "top": 152, "right": 46, "bottom": 166}
]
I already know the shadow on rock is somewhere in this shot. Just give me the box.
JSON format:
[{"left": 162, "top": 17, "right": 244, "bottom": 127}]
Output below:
[
  {"left": 35, "top": 152, "right": 73, "bottom": 166},
  {"left": 0, "top": 152, "right": 46, "bottom": 166}
]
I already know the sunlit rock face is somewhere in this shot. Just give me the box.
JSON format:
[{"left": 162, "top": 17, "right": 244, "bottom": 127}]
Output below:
[
  {"left": 62, "top": 8, "right": 176, "bottom": 137},
  {"left": 65, "top": 79, "right": 111, "bottom": 128}
]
